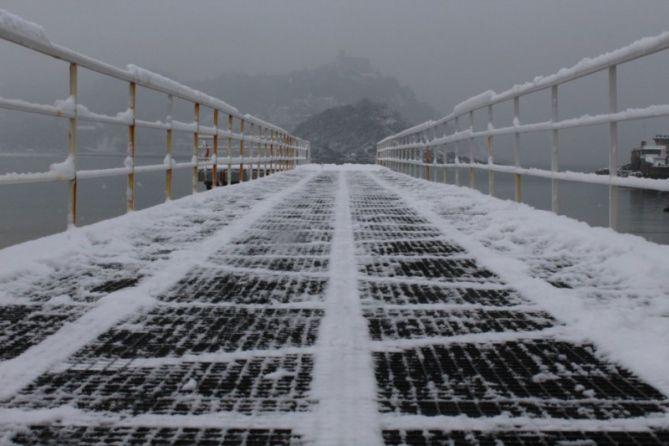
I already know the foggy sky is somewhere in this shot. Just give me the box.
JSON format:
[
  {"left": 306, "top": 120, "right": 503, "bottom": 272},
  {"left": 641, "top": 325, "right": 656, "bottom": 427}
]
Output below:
[{"left": 2, "top": 0, "right": 669, "bottom": 114}]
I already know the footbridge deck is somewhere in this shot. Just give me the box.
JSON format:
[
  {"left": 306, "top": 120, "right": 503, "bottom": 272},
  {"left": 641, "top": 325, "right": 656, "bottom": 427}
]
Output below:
[{"left": 0, "top": 166, "right": 667, "bottom": 445}]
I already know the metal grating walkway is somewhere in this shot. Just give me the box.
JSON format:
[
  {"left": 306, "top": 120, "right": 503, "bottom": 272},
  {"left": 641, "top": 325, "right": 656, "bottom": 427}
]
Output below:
[{"left": 0, "top": 168, "right": 667, "bottom": 445}]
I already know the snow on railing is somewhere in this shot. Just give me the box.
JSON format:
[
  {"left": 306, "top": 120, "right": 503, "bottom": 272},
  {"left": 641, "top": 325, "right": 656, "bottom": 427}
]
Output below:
[
  {"left": 0, "top": 8, "right": 310, "bottom": 227},
  {"left": 377, "top": 30, "right": 669, "bottom": 229}
]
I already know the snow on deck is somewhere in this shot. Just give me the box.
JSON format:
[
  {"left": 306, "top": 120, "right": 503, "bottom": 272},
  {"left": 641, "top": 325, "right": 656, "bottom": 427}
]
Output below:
[{"left": 0, "top": 165, "right": 668, "bottom": 445}]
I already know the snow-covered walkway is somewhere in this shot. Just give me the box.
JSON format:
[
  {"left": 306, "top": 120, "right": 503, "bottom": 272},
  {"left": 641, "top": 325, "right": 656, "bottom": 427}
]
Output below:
[{"left": 0, "top": 166, "right": 668, "bottom": 445}]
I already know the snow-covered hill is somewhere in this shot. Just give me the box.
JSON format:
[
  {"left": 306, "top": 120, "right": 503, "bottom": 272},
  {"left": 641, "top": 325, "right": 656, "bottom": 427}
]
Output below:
[{"left": 293, "top": 99, "right": 408, "bottom": 164}]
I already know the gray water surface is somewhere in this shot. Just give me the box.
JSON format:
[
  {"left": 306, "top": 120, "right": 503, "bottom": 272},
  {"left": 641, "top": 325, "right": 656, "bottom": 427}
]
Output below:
[{"left": 1, "top": 155, "right": 668, "bottom": 249}]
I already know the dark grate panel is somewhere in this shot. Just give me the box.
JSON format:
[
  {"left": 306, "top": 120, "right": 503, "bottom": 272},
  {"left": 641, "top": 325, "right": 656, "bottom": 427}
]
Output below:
[
  {"left": 211, "top": 256, "right": 329, "bottom": 273},
  {"left": 232, "top": 230, "right": 333, "bottom": 245},
  {"left": 359, "top": 281, "right": 526, "bottom": 306},
  {"left": 75, "top": 307, "right": 323, "bottom": 359},
  {"left": 375, "top": 341, "right": 669, "bottom": 419},
  {"left": 382, "top": 429, "right": 669, "bottom": 446},
  {"left": 0, "top": 305, "right": 84, "bottom": 360},
  {"left": 364, "top": 308, "right": 556, "bottom": 340},
  {"left": 354, "top": 229, "right": 444, "bottom": 242},
  {"left": 248, "top": 221, "right": 334, "bottom": 232},
  {"left": 360, "top": 258, "right": 498, "bottom": 281},
  {"left": 358, "top": 240, "right": 465, "bottom": 257},
  {"left": 10, "top": 355, "right": 313, "bottom": 415},
  {"left": 351, "top": 215, "right": 430, "bottom": 225},
  {"left": 219, "top": 243, "right": 331, "bottom": 258},
  {"left": 160, "top": 268, "right": 326, "bottom": 304},
  {"left": 351, "top": 207, "right": 425, "bottom": 217},
  {"left": 7, "top": 426, "right": 300, "bottom": 445}
]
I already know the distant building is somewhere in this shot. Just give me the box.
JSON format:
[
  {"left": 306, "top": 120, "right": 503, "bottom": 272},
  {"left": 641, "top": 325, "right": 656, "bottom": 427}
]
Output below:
[{"left": 630, "top": 135, "right": 669, "bottom": 179}]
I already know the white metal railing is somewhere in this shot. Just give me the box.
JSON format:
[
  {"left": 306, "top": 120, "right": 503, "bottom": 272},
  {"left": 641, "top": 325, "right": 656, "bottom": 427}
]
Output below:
[
  {"left": 0, "top": 9, "right": 310, "bottom": 226},
  {"left": 377, "top": 31, "right": 669, "bottom": 229}
]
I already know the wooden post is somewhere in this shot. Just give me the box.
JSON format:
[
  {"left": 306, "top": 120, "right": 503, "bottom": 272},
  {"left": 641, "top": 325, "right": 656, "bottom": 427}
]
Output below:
[
  {"left": 239, "top": 118, "right": 245, "bottom": 182},
  {"left": 212, "top": 109, "right": 219, "bottom": 188},
  {"left": 192, "top": 103, "right": 200, "bottom": 194},
  {"left": 127, "top": 82, "right": 136, "bottom": 211},
  {"left": 227, "top": 114, "right": 233, "bottom": 186},
  {"left": 67, "top": 63, "right": 78, "bottom": 227},
  {"left": 165, "top": 94, "right": 174, "bottom": 200}
]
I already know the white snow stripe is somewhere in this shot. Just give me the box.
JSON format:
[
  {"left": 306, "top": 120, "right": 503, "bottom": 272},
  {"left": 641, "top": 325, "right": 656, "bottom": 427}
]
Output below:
[
  {"left": 362, "top": 303, "right": 541, "bottom": 312},
  {"left": 308, "top": 171, "right": 383, "bottom": 446},
  {"left": 371, "top": 326, "right": 568, "bottom": 352},
  {"left": 0, "top": 407, "right": 303, "bottom": 430},
  {"left": 379, "top": 413, "right": 669, "bottom": 432}
]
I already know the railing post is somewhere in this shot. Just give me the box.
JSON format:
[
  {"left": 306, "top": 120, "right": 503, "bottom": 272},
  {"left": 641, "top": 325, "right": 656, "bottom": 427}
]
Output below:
[
  {"left": 227, "top": 114, "right": 233, "bottom": 186},
  {"left": 423, "top": 144, "right": 428, "bottom": 180},
  {"left": 414, "top": 145, "right": 419, "bottom": 178},
  {"left": 239, "top": 118, "right": 245, "bottom": 182},
  {"left": 67, "top": 63, "right": 78, "bottom": 227},
  {"left": 212, "top": 109, "right": 219, "bottom": 188},
  {"left": 513, "top": 96, "right": 522, "bottom": 202},
  {"left": 609, "top": 65, "right": 619, "bottom": 230},
  {"left": 551, "top": 85, "right": 559, "bottom": 213},
  {"left": 442, "top": 147, "right": 447, "bottom": 183},
  {"left": 454, "top": 117, "right": 461, "bottom": 186},
  {"left": 269, "top": 130, "right": 275, "bottom": 174},
  {"left": 468, "top": 111, "right": 475, "bottom": 188},
  {"left": 165, "top": 94, "right": 174, "bottom": 200},
  {"left": 127, "top": 81, "right": 136, "bottom": 211},
  {"left": 261, "top": 127, "right": 267, "bottom": 177},
  {"left": 248, "top": 121, "right": 255, "bottom": 180},
  {"left": 487, "top": 105, "right": 494, "bottom": 196},
  {"left": 278, "top": 134, "right": 283, "bottom": 172},
  {"left": 255, "top": 123, "right": 261, "bottom": 178},
  {"left": 192, "top": 103, "right": 200, "bottom": 194},
  {"left": 256, "top": 125, "right": 261, "bottom": 177}
]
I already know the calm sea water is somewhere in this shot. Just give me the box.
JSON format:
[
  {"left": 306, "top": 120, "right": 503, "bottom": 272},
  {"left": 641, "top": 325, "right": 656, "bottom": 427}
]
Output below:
[{"left": 1, "top": 154, "right": 668, "bottom": 249}]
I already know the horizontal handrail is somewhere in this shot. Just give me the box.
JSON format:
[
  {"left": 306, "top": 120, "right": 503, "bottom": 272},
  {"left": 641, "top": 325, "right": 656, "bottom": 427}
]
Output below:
[
  {"left": 0, "top": 156, "right": 306, "bottom": 186},
  {"left": 0, "top": 9, "right": 311, "bottom": 230},
  {"left": 377, "top": 29, "right": 669, "bottom": 230},
  {"left": 379, "top": 32, "right": 669, "bottom": 144}
]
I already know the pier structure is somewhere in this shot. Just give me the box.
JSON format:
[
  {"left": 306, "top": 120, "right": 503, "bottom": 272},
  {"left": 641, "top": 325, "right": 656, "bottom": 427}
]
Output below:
[{"left": 1, "top": 10, "right": 669, "bottom": 446}]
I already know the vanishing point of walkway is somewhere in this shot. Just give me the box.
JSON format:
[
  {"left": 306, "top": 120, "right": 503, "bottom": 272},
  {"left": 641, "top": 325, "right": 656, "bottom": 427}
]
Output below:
[{"left": 0, "top": 167, "right": 668, "bottom": 445}]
